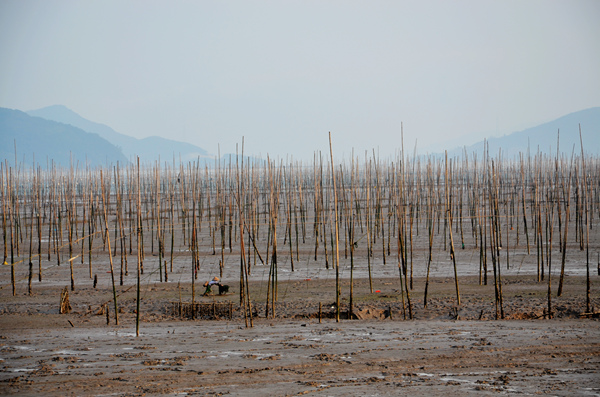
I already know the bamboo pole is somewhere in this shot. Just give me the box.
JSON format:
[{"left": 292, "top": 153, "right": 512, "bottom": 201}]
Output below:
[
  {"left": 100, "top": 170, "right": 119, "bottom": 325},
  {"left": 329, "top": 132, "right": 341, "bottom": 322},
  {"left": 136, "top": 158, "right": 142, "bottom": 336},
  {"left": 445, "top": 151, "right": 460, "bottom": 306}
]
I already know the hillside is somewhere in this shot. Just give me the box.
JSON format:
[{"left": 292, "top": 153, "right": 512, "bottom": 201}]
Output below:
[
  {"left": 443, "top": 107, "right": 600, "bottom": 158},
  {"left": 27, "top": 105, "right": 213, "bottom": 163},
  {"left": 0, "top": 108, "right": 128, "bottom": 167}
]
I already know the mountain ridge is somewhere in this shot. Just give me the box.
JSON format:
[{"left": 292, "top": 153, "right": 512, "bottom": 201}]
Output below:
[
  {"left": 3, "top": 105, "right": 597, "bottom": 167},
  {"left": 0, "top": 107, "right": 128, "bottom": 167},
  {"left": 437, "top": 107, "right": 600, "bottom": 158},
  {"left": 27, "top": 105, "right": 213, "bottom": 163}
]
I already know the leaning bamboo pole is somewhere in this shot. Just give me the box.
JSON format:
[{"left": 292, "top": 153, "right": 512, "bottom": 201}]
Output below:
[
  {"left": 100, "top": 169, "right": 119, "bottom": 325},
  {"left": 579, "top": 127, "right": 591, "bottom": 313},
  {"left": 156, "top": 162, "right": 163, "bottom": 282},
  {"left": 136, "top": 158, "right": 142, "bottom": 336},
  {"left": 1, "top": 163, "right": 6, "bottom": 267},
  {"left": 236, "top": 142, "right": 253, "bottom": 327},
  {"left": 423, "top": 159, "right": 434, "bottom": 308},
  {"left": 445, "top": 151, "right": 460, "bottom": 306},
  {"left": 556, "top": 148, "right": 574, "bottom": 296},
  {"left": 329, "top": 132, "right": 341, "bottom": 322},
  {"left": 36, "top": 166, "right": 42, "bottom": 282},
  {"left": 348, "top": 153, "right": 356, "bottom": 318},
  {"left": 365, "top": 155, "right": 373, "bottom": 293}
]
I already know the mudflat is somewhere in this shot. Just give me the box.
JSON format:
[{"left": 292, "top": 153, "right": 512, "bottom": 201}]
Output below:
[{"left": 1, "top": 274, "right": 599, "bottom": 396}]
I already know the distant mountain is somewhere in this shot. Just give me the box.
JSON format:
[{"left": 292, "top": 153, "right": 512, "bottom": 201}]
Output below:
[
  {"left": 0, "top": 108, "right": 128, "bottom": 167},
  {"left": 27, "top": 105, "right": 213, "bottom": 164},
  {"left": 444, "top": 107, "right": 600, "bottom": 158}
]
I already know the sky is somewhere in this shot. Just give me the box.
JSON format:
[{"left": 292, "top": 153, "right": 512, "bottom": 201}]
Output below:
[{"left": 1, "top": 0, "right": 599, "bottom": 161}]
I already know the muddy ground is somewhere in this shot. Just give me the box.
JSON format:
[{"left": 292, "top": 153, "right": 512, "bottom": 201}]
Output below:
[
  {"left": 1, "top": 209, "right": 600, "bottom": 396},
  {"left": 1, "top": 273, "right": 599, "bottom": 396}
]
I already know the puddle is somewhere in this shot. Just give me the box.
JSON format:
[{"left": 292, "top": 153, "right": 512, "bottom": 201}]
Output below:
[
  {"left": 107, "top": 331, "right": 138, "bottom": 337},
  {"left": 440, "top": 376, "right": 476, "bottom": 385},
  {"left": 12, "top": 346, "right": 34, "bottom": 351},
  {"left": 206, "top": 351, "right": 246, "bottom": 359},
  {"left": 54, "top": 350, "right": 79, "bottom": 355}
]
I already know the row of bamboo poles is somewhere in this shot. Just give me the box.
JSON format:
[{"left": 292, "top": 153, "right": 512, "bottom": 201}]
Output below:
[{"left": 1, "top": 137, "right": 599, "bottom": 327}]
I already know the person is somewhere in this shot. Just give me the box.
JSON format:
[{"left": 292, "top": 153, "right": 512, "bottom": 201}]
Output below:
[{"left": 203, "top": 276, "right": 220, "bottom": 296}]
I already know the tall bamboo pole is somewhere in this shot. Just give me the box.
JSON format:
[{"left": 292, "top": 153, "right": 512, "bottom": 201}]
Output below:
[
  {"left": 445, "top": 151, "right": 460, "bottom": 306},
  {"left": 136, "top": 157, "right": 142, "bottom": 336},
  {"left": 329, "top": 132, "right": 341, "bottom": 322},
  {"left": 100, "top": 170, "right": 119, "bottom": 325}
]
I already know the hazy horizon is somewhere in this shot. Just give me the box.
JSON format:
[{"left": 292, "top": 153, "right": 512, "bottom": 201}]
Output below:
[{"left": 1, "top": 1, "right": 599, "bottom": 161}]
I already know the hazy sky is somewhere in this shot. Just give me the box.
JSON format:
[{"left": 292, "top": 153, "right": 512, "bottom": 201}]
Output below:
[{"left": 1, "top": 1, "right": 599, "bottom": 160}]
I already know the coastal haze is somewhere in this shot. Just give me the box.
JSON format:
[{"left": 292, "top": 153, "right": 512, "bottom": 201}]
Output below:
[
  {"left": 2, "top": 104, "right": 599, "bottom": 168},
  {"left": 1, "top": 1, "right": 599, "bottom": 160},
  {"left": 1, "top": 2, "right": 599, "bottom": 396}
]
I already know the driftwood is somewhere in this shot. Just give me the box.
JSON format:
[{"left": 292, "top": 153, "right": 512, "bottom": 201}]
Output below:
[
  {"left": 59, "top": 287, "right": 72, "bottom": 314},
  {"left": 579, "top": 311, "right": 600, "bottom": 319}
]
